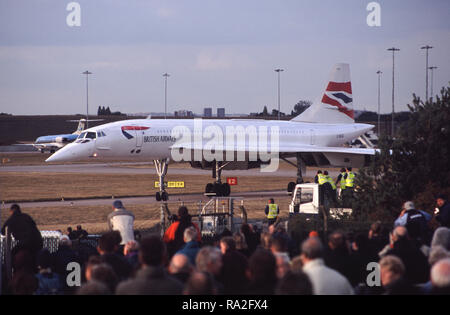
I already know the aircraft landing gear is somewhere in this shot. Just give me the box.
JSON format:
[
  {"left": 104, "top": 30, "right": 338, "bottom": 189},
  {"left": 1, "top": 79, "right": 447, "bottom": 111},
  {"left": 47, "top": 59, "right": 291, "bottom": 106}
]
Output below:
[
  {"left": 285, "top": 153, "right": 305, "bottom": 194},
  {"left": 204, "top": 161, "right": 231, "bottom": 197},
  {"left": 154, "top": 158, "right": 169, "bottom": 201}
]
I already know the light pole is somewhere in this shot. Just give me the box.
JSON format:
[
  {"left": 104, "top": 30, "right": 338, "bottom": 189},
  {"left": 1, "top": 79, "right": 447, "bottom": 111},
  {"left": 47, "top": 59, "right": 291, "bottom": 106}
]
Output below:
[
  {"left": 376, "top": 70, "right": 382, "bottom": 136},
  {"left": 82, "top": 71, "right": 92, "bottom": 128},
  {"left": 428, "top": 66, "right": 437, "bottom": 101},
  {"left": 274, "top": 69, "right": 284, "bottom": 120},
  {"left": 421, "top": 45, "right": 433, "bottom": 101},
  {"left": 163, "top": 73, "right": 170, "bottom": 119},
  {"left": 387, "top": 47, "right": 400, "bottom": 138}
]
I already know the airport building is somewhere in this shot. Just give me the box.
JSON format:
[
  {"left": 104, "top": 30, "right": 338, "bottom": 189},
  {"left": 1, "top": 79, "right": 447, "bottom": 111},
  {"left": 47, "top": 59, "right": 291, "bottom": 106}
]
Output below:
[
  {"left": 203, "top": 107, "right": 212, "bottom": 117},
  {"left": 217, "top": 108, "right": 225, "bottom": 118}
]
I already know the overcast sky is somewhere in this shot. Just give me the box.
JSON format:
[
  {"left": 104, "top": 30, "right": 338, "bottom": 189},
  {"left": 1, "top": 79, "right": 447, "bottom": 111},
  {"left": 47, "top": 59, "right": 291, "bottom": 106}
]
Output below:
[{"left": 0, "top": 0, "right": 449, "bottom": 116}]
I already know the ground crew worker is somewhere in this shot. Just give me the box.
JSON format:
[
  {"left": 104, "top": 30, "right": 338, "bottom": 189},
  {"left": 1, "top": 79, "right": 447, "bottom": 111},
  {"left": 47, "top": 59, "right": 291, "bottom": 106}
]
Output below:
[
  {"left": 335, "top": 168, "right": 347, "bottom": 192},
  {"left": 265, "top": 198, "right": 279, "bottom": 226},
  {"left": 344, "top": 167, "right": 355, "bottom": 190},
  {"left": 315, "top": 170, "right": 327, "bottom": 185},
  {"left": 323, "top": 171, "right": 337, "bottom": 205},
  {"left": 323, "top": 171, "right": 336, "bottom": 190}
]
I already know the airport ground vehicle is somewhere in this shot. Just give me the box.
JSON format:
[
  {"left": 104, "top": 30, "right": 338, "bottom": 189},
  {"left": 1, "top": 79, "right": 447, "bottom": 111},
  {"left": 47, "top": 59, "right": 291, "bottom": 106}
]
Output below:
[{"left": 288, "top": 183, "right": 352, "bottom": 218}]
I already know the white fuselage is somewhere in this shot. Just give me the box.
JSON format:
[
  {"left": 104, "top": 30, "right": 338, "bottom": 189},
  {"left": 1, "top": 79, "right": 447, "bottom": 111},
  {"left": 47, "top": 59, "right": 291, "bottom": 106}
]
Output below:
[{"left": 45, "top": 118, "right": 373, "bottom": 163}]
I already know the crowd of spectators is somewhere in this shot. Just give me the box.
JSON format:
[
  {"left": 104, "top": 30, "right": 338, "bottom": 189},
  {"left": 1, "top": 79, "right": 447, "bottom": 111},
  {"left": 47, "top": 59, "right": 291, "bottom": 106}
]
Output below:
[{"left": 1, "top": 195, "right": 450, "bottom": 295}]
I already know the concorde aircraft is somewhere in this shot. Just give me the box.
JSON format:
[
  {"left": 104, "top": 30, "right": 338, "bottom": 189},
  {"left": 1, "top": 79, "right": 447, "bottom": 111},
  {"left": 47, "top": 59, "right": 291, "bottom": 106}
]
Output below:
[{"left": 46, "top": 63, "right": 376, "bottom": 201}]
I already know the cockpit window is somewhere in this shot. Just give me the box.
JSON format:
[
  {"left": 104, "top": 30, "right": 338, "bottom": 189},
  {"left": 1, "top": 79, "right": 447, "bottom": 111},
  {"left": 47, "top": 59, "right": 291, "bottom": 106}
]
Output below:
[
  {"left": 85, "top": 132, "right": 96, "bottom": 139},
  {"left": 78, "top": 132, "right": 87, "bottom": 139}
]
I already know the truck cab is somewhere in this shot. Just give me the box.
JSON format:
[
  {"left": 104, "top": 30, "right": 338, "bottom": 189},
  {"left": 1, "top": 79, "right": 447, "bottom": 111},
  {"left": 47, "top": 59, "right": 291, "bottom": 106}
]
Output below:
[{"left": 289, "top": 183, "right": 352, "bottom": 218}]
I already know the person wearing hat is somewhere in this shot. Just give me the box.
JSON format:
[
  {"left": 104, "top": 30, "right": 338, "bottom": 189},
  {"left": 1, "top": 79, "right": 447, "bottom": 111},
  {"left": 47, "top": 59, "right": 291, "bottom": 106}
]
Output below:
[
  {"left": 107, "top": 200, "right": 135, "bottom": 245},
  {"left": 394, "top": 201, "right": 431, "bottom": 242},
  {"left": 435, "top": 194, "right": 450, "bottom": 228}
]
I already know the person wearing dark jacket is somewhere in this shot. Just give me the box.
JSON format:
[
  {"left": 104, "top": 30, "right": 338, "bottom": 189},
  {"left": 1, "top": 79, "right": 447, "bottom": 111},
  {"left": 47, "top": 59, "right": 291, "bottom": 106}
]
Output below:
[
  {"left": 97, "top": 231, "right": 132, "bottom": 281},
  {"left": 384, "top": 226, "right": 429, "bottom": 284},
  {"left": 176, "top": 226, "right": 201, "bottom": 266},
  {"left": 163, "top": 206, "right": 201, "bottom": 258},
  {"left": 379, "top": 255, "right": 420, "bottom": 295},
  {"left": 436, "top": 194, "right": 450, "bottom": 228},
  {"left": 116, "top": 235, "right": 183, "bottom": 295},
  {"left": 1, "top": 204, "right": 43, "bottom": 259}
]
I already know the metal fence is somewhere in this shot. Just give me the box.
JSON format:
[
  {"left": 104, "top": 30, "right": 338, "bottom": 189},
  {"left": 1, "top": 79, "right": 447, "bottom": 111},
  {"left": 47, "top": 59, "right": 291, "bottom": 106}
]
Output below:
[{"left": 0, "top": 231, "right": 101, "bottom": 264}]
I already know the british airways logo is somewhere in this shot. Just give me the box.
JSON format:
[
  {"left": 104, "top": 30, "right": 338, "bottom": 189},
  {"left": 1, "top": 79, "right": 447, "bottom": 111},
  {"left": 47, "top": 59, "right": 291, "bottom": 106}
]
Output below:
[
  {"left": 321, "top": 81, "right": 354, "bottom": 119},
  {"left": 121, "top": 126, "right": 150, "bottom": 139}
]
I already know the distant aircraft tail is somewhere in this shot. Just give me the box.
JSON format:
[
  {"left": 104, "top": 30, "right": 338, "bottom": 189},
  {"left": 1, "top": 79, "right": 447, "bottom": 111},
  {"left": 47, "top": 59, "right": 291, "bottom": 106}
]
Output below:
[
  {"left": 291, "top": 63, "right": 354, "bottom": 124},
  {"left": 67, "top": 118, "right": 103, "bottom": 134}
]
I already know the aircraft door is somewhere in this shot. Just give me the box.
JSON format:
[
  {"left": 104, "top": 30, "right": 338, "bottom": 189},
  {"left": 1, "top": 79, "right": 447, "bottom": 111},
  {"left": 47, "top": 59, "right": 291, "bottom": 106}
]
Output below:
[
  {"left": 133, "top": 125, "right": 144, "bottom": 148},
  {"left": 310, "top": 129, "right": 315, "bottom": 145},
  {"left": 95, "top": 129, "right": 110, "bottom": 151}
]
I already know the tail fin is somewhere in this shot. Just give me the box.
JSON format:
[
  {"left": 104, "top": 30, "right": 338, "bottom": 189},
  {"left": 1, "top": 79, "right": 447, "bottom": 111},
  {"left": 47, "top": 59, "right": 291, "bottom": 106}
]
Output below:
[
  {"left": 291, "top": 63, "right": 354, "bottom": 124},
  {"left": 74, "top": 119, "right": 87, "bottom": 134}
]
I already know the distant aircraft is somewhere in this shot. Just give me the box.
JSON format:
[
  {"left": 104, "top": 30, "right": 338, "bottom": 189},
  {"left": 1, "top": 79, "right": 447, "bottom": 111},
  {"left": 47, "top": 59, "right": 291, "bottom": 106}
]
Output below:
[
  {"left": 46, "top": 63, "right": 377, "bottom": 201},
  {"left": 34, "top": 118, "right": 102, "bottom": 153}
]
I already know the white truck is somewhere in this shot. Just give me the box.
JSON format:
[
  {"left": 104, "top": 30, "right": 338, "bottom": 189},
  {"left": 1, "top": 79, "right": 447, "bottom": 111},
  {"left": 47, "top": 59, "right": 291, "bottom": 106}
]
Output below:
[{"left": 288, "top": 183, "right": 352, "bottom": 218}]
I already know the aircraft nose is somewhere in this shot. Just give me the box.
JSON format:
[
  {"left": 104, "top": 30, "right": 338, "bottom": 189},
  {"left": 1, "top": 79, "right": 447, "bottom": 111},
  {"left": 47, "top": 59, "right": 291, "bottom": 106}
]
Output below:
[
  {"left": 45, "top": 141, "right": 93, "bottom": 162},
  {"left": 45, "top": 145, "right": 74, "bottom": 162}
]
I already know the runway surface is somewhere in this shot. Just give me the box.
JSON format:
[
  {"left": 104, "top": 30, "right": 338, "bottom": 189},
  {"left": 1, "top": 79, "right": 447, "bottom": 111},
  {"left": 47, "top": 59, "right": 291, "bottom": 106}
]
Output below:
[
  {"left": 0, "top": 161, "right": 340, "bottom": 177},
  {"left": 2, "top": 190, "right": 288, "bottom": 209}
]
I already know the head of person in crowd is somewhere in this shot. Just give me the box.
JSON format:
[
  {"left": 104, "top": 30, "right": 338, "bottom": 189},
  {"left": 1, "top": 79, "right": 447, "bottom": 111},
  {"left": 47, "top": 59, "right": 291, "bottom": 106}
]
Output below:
[
  {"left": 247, "top": 249, "right": 278, "bottom": 292},
  {"left": 309, "top": 230, "right": 319, "bottom": 238},
  {"left": 379, "top": 255, "right": 405, "bottom": 287},
  {"left": 9, "top": 203, "right": 22, "bottom": 216},
  {"left": 430, "top": 258, "right": 450, "bottom": 294},
  {"left": 233, "top": 232, "right": 248, "bottom": 251},
  {"left": 270, "top": 234, "right": 289, "bottom": 255},
  {"left": 300, "top": 237, "right": 324, "bottom": 265},
  {"left": 178, "top": 206, "right": 190, "bottom": 220},
  {"left": 260, "top": 232, "right": 272, "bottom": 250},
  {"left": 183, "top": 271, "right": 216, "bottom": 295},
  {"left": 431, "top": 227, "right": 450, "bottom": 251},
  {"left": 169, "top": 253, "right": 193, "bottom": 276},
  {"left": 184, "top": 226, "right": 198, "bottom": 244},
  {"left": 36, "top": 249, "right": 53, "bottom": 272},
  {"left": 113, "top": 200, "right": 124, "bottom": 210},
  {"left": 428, "top": 246, "right": 450, "bottom": 267},
  {"left": 59, "top": 235, "right": 72, "bottom": 248},
  {"left": 97, "top": 231, "right": 122, "bottom": 255},
  {"left": 290, "top": 255, "right": 304, "bottom": 274},
  {"left": 369, "top": 221, "right": 382, "bottom": 239},
  {"left": 77, "top": 281, "right": 111, "bottom": 295},
  {"left": 85, "top": 255, "right": 103, "bottom": 282},
  {"left": 219, "top": 236, "right": 236, "bottom": 255},
  {"left": 139, "top": 234, "right": 167, "bottom": 268},
  {"left": 275, "top": 270, "right": 313, "bottom": 295},
  {"left": 274, "top": 252, "right": 291, "bottom": 279},
  {"left": 436, "top": 194, "right": 447, "bottom": 208},
  {"left": 328, "top": 231, "right": 346, "bottom": 251},
  {"left": 89, "top": 263, "right": 119, "bottom": 293},
  {"left": 196, "top": 246, "right": 223, "bottom": 277}
]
